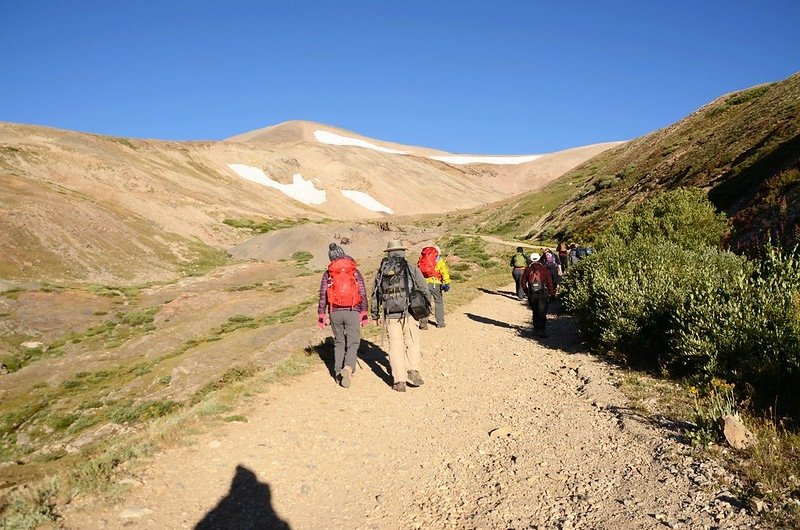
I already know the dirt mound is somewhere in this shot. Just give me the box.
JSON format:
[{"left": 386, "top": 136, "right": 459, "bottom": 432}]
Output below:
[{"left": 229, "top": 222, "right": 437, "bottom": 270}]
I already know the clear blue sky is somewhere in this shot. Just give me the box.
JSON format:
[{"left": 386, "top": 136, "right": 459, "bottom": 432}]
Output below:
[{"left": 2, "top": 1, "right": 799, "bottom": 154}]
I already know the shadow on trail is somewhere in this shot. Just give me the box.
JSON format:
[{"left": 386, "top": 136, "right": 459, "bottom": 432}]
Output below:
[
  {"left": 305, "top": 337, "right": 336, "bottom": 379},
  {"left": 465, "top": 312, "right": 519, "bottom": 330},
  {"left": 477, "top": 287, "right": 521, "bottom": 301},
  {"left": 358, "top": 339, "right": 393, "bottom": 388},
  {"left": 195, "top": 465, "right": 290, "bottom": 530},
  {"left": 465, "top": 298, "right": 583, "bottom": 356},
  {"left": 605, "top": 404, "right": 693, "bottom": 444},
  {"left": 307, "top": 335, "right": 393, "bottom": 387}
]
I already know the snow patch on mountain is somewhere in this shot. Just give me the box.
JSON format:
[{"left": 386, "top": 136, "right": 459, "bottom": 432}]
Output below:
[
  {"left": 314, "top": 130, "right": 408, "bottom": 154},
  {"left": 429, "top": 154, "right": 542, "bottom": 165},
  {"left": 314, "top": 129, "right": 540, "bottom": 165},
  {"left": 228, "top": 164, "right": 326, "bottom": 205},
  {"left": 341, "top": 190, "right": 394, "bottom": 214}
]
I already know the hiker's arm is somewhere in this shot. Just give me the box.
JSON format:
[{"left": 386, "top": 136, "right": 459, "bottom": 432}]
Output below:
[
  {"left": 354, "top": 269, "right": 368, "bottom": 313},
  {"left": 413, "top": 266, "right": 430, "bottom": 295},
  {"left": 369, "top": 274, "right": 381, "bottom": 321},
  {"left": 317, "top": 272, "right": 329, "bottom": 315},
  {"left": 438, "top": 259, "right": 451, "bottom": 284}
]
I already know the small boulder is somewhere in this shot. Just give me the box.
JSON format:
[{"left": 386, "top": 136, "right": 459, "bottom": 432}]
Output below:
[
  {"left": 20, "top": 341, "right": 44, "bottom": 350},
  {"left": 748, "top": 497, "right": 766, "bottom": 513},
  {"left": 721, "top": 414, "right": 755, "bottom": 450}
]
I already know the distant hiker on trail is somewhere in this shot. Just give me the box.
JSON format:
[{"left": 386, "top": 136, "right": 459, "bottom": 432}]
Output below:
[
  {"left": 370, "top": 240, "right": 430, "bottom": 392},
  {"left": 557, "top": 241, "right": 570, "bottom": 272},
  {"left": 510, "top": 246, "right": 528, "bottom": 300},
  {"left": 542, "top": 248, "right": 562, "bottom": 296},
  {"left": 317, "top": 243, "right": 368, "bottom": 388},
  {"left": 417, "top": 245, "right": 451, "bottom": 330},
  {"left": 524, "top": 253, "right": 554, "bottom": 338}
]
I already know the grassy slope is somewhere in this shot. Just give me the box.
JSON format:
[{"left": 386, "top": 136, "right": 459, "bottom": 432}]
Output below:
[{"left": 466, "top": 71, "right": 800, "bottom": 247}]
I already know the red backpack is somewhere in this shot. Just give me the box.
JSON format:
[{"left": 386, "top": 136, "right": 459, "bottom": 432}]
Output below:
[
  {"left": 526, "top": 265, "right": 546, "bottom": 294},
  {"left": 327, "top": 258, "right": 362, "bottom": 307},
  {"left": 417, "top": 246, "right": 441, "bottom": 280}
]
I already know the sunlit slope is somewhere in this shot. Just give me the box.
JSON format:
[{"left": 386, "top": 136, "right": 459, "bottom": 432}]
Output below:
[{"left": 0, "top": 121, "right": 614, "bottom": 283}]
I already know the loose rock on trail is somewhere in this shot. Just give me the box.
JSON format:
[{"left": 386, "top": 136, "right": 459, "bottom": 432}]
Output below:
[{"left": 61, "top": 285, "right": 760, "bottom": 529}]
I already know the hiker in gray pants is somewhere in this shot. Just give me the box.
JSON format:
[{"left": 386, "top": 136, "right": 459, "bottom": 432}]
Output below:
[
  {"left": 317, "top": 243, "right": 368, "bottom": 388},
  {"left": 330, "top": 310, "right": 362, "bottom": 381}
]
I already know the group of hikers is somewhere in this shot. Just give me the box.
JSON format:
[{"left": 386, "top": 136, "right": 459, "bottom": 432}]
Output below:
[
  {"left": 316, "top": 239, "right": 450, "bottom": 392},
  {"left": 510, "top": 242, "right": 591, "bottom": 338},
  {"left": 316, "top": 237, "right": 588, "bottom": 392}
]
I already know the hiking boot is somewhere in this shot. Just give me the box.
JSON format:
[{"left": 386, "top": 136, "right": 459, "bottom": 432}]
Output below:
[
  {"left": 419, "top": 322, "right": 428, "bottom": 330},
  {"left": 436, "top": 322, "right": 446, "bottom": 328},
  {"left": 339, "top": 367, "right": 351, "bottom": 388},
  {"left": 392, "top": 381, "right": 406, "bottom": 392},
  {"left": 407, "top": 370, "right": 424, "bottom": 387}
]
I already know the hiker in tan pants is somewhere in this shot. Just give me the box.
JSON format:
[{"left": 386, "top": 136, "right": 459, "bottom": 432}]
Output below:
[
  {"left": 370, "top": 239, "right": 429, "bottom": 392},
  {"left": 385, "top": 315, "right": 422, "bottom": 389}
]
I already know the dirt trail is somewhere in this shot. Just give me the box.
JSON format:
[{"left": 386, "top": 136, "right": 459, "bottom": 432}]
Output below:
[{"left": 61, "top": 286, "right": 760, "bottom": 529}]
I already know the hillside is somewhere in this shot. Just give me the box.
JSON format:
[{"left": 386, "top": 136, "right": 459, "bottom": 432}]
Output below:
[
  {"left": 471, "top": 71, "right": 800, "bottom": 248},
  {"left": 0, "top": 122, "right": 614, "bottom": 284}
]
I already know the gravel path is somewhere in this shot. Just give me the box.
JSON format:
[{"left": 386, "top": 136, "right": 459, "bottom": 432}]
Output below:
[{"left": 61, "top": 285, "right": 761, "bottom": 529}]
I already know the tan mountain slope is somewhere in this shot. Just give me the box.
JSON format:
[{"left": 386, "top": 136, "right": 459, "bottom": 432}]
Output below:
[{"left": 1, "top": 121, "right": 616, "bottom": 283}]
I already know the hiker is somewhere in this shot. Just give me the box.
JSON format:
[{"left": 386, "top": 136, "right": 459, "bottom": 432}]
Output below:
[
  {"left": 510, "top": 246, "right": 528, "bottom": 300},
  {"left": 317, "top": 243, "right": 368, "bottom": 388},
  {"left": 557, "top": 241, "right": 570, "bottom": 272},
  {"left": 524, "top": 252, "right": 554, "bottom": 338},
  {"left": 569, "top": 243, "right": 579, "bottom": 266},
  {"left": 417, "top": 245, "right": 451, "bottom": 330},
  {"left": 542, "top": 248, "right": 562, "bottom": 296},
  {"left": 370, "top": 240, "right": 430, "bottom": 392}
]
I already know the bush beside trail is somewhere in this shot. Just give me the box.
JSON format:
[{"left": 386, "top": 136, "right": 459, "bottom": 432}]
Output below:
[{"left": 562, "top": 188, "right": 800, "bottom": 417}]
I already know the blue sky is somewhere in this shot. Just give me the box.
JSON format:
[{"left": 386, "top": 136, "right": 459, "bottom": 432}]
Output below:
[{"left": 1, "top": 1, "right": 799, "bottom": 154}]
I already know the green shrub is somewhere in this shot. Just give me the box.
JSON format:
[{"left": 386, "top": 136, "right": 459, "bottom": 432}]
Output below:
[
  {"left": 597, "top": 187, "right": 727, "bottom": 251},
  {"left": 291, "top": 250, "right": 313, "bottom": 265},
  {"left": 670, "top": 245, "right": 800, "bottom": 411},
  {"left": 562, "top": 239, "right": 744, "bottom": 370},
  {"left": 106, "top": 400, "right": 180, "bottom": 424},
  {"left": 121, "top": 307, "right": 158, "bottom": 327}
]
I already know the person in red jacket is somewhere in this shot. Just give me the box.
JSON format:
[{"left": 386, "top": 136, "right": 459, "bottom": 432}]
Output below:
[
  {"left": 317, "top": 243, "right": 368, "bottom": 388},
  {"left": 523, "top": 253, "right": 554, "bottom": 338}
]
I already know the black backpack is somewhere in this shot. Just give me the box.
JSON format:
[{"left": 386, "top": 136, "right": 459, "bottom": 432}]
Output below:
[{"left": 377, "top": 256, "right": 431, "bottom": 319}]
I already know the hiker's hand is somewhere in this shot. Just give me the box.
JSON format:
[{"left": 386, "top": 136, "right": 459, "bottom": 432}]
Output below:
[
  {"left": 373, "top": 318, "right": 381, "bottom": 327},
  {"left": 359, "top": 311, "right": 368, "bottom": 327},
  {"left": 317, "top": 314, "right": 328, "bottom": 329},
  {"left": 442, "top": 284, "right": 450, "bottom": 292}
]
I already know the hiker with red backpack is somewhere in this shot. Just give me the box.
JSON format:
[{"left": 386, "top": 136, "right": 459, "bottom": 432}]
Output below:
[
  {"left": 317, "top": 243, "right": 368, "bottom": 388},
  {"left": 523, "top": 252, "right": 555, "bottom": 338},
  {"left": 370, "top": 239, "right": 430, "bottom": 392},
  {"left": 417, "top": 245, "right": 451, "bottom": 330}
]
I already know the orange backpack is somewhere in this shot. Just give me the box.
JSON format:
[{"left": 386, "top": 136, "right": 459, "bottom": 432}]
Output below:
[
  {"left": 327, "top": 258, "right": 361, "bottom": 307},
  {"left": 417, "top": 247, "right": 441, "bottom": 280}
]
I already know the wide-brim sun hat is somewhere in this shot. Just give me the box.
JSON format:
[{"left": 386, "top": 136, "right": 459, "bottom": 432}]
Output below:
[
  {"left": 530, "top": 252, "right": 541, "bottom": 262},
  {"left": 383, "top": 239, "right": 407, "bottom": 252}
]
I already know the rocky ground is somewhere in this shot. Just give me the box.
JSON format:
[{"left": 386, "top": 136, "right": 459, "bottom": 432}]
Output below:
[{"left": 59, "top": 285, "right": 762, "bottom": 529}]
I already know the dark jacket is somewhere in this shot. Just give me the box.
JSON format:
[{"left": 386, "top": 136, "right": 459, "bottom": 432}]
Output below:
[{"left": 523, "top": 262, "right": 554, "bottom": 297}]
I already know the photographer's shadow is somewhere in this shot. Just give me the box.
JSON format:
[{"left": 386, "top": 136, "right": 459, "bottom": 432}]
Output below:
[{"left": 195, "top": 465, "right": 290, "bottom": 529}]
